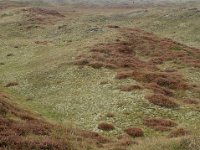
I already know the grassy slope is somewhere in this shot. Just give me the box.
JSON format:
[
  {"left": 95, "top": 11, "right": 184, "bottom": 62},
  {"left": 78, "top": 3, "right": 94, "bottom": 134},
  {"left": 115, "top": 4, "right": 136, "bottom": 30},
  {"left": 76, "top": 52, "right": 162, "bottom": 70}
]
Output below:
[{"left": 0, "top": 1, "right": 200, "bottom": 149}]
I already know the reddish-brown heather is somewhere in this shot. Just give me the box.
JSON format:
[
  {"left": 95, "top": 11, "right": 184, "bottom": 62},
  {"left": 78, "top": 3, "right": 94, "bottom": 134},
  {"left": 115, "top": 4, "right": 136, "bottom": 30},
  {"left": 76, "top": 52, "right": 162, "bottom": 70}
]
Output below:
[
  {"left": 0, "top": 93, "right": 115, "bottom": 150},
  {"left": 73, "top": 27, "right": 198, "bottom": 110},
  {"left": 98, "top": 122, "right": 115, "bottom": 131},
  {"left": 124, "top": 128, "right": 144, "bottom": 138},
  {"left": 147, "top": 94, "right": 179, "bottom": 108},
  {"left": 169, "top": 128, "right": 190, "bottom": 138},
  {"left": 144, "top": 118, "right": 177, "bottom": 132},
  {"left": 183, "top": 99, "right": 199, "bottom": 105}
]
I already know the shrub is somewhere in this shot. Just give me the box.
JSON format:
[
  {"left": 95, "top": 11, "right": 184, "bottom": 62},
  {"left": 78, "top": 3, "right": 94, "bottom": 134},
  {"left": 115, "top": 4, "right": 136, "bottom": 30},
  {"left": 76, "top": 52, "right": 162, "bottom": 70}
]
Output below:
[
  {"left": 107, "top": 25, "right": 120, "bottom": 29},
  {"left": 98, "top": 122, "right": 115, "bottom": 131},
  {"left": 124, "top": 128, "right": 144, "bottom": 137},
  {"left": 169, "top": 128, "right": 190, "bottom": 138},
  {"left": 144, "top": 118, "right": 177, "bottom": 131},
  {"left": 147, "top": 94, "right": 179, "bottom": 108},
  {"left": 5, "top": 82, "right": 18, "bottom": 87},
  {"left": 7, "top": 53, "right": 14, "bottom": 57},
  {"left": 118, "top": 135, "right": 136, "bottom": 147},
  {"left": 145, "top": 83, "right": 173, "bottom": 96},
  {"left": 78, "top": 130, "right": 110, "bottom": 144}
]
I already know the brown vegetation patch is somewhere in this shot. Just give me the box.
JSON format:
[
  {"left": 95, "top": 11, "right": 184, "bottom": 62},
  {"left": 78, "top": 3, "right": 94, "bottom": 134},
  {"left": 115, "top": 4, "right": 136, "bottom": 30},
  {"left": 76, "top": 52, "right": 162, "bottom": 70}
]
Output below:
[
  {"left": 35, "top": 41, "right": 49, "bottom": 45},
  {"left": 0, "top": 136, "right": 68, "bottom": 150},
  {"left": 0, "top": 93, "right": 69, "bottom": 150},
  {"left": 183, "top": 99, "right": 199, "bottom": 105},
  {"left": 22, "top": 7, "right": 65, "bottom": 24},
  {"left": 98, "top": 122, "right": 115, "bottom": 131},
  {"left": 118, "top": 84, "right": 143, "bottom": 92},
  {"left": 7, "top": 53, "right": 14, "bottom": 57},
  {"left": 144, "top": 118, "right": 177, "bottom": 131},
  {"left": 74, "top": 129, "right": 110, "bottom": 144},
  {"left": 73, "top": 58, "right": 89, "bottom": 66},
  {"left": 121, "top": 28, "right": 200, "bottom": 68},
  {"left": 115, "top": 71, "right": 134, "bottom": 80},
  {"left": 145, "top": 83, "right": 174, "bottom": 96},
  {"left": 74, "top": 29, "right": 191, "bottom": 87},
  {"left": 117, "top": 134, "right": 137, "bottom": 147},
  {"left": 115, "top": 70, "right": 188, "bottom": 97},
  {"left": 4, "top": 82, "right": 18, "bottom": 87},
  {"left": 75, "top": 27, "right": 199, "bottom": 72},
  {"left": 22, "top": 8, "right": 64, "bottom": 17},
  {"left": 11, "top": 120, "right": 51, "bottom": 136},
  {"left": 106, "top": 112, "right": 114, "bottom": 118},
  {"left": 0, "top": 93, "right": 121, "bottom": 149},
  {"left": 147, "top": 94, "right": 179, "bottom": 108},
  {"left": 131, "top": 71, "right": 188, "bottom": 90},
  {"left": 89, "top": 61, "right": 105, "bottom": 69},
  {"left": 0, "top": 1, "right": 26, "bottom": 10},
  {"left": 118, "top": 138, "right": 134, "bottom": 147},
  {"left": 75, "top": 41, "right": 154, "bottom": 70},
  {"left": 100, "top": 81, "right": 109, "bottom": 85},
  {"left": 74, "top": 27, "right": 199, "bottom": 110},
  {"left": 107, "top": 25, "right": 120, "bottom": 29},
  {"left": 124, "top": 128, "right": 144, "bottom": 138},
  {"left": 169, "top": 128, "right": 190, "bottom": 138}
]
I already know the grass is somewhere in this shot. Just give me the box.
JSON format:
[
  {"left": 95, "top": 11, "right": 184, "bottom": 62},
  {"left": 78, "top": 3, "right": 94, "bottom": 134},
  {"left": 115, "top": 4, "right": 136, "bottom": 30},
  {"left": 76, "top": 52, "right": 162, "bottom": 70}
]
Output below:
[
  {"left": 0, "top": 92, "right": 111, "bottom": 150},
  {"left": 0, "top": 1, "right": 200, "bottom": 149}
]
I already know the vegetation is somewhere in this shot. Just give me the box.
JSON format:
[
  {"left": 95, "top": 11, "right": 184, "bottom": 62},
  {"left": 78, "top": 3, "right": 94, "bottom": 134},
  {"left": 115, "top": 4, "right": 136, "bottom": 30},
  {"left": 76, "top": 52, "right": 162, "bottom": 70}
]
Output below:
[{"left": 0, "top": 0, "right": 199, "bottom": 149}]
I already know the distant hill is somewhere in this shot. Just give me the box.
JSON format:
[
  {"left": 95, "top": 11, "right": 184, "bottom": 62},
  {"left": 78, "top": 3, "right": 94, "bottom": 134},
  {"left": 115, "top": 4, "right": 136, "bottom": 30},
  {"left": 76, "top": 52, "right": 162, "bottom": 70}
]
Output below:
[{"left": 10, "top": 0, "right": 199, "bottom": 5}]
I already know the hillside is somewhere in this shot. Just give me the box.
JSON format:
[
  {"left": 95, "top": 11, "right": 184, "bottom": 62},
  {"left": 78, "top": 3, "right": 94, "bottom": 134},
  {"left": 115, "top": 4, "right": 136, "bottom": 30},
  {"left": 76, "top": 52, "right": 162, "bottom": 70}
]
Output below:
[
  {"left": 0, "top": 0, "right": 200, "bottom": 150},
  {"left": 1, "top": 92, "right": 132, "bottom": 150}
]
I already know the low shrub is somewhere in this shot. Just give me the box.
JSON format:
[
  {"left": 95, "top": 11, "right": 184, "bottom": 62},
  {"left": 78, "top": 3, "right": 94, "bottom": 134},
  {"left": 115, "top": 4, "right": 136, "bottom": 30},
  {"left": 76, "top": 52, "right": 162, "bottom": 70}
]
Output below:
[
  {"left": 169, "top": 128, "right": 190, "bottom": 138},
  {"left": 5, "top": 82, "right": 18, "bottom": 87},
  {"left": 98, "top": 122, "right": 115, "bottom": 131},
  {"left": 144, "top": 118, "right": 177, "bottom": 131},
  {"left": 124, "top": 128, "right": 144, "bottom": 137},
  {"left": 147, "top": 94, "right": 179, "bottom": 108}
]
